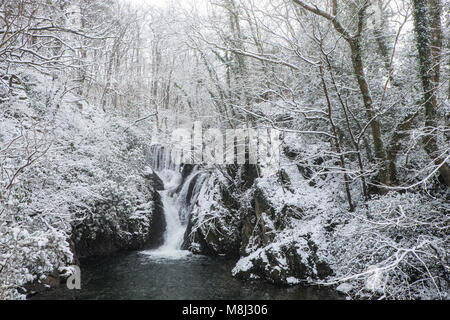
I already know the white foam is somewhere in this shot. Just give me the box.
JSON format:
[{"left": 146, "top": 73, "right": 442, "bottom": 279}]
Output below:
[{"left": 139, "top": 248, "right": 192, "bottom": 260}]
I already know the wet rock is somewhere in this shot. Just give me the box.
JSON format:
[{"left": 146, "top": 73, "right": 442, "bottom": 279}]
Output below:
[
  {"left": 183, "top": 165, "right": 335, "bottom": 286},
  {"left": 181, "top": 175, "right": 241, "bottom": 258},
  {"left": 143, "top": 167, "right": 164, "bottom": 191},
  {"left": 181, "top": 207, "right": 241, "bottom": 258},
  {"left": 21, "top": 269, "right": 62, "bottom": 298},
  {"left": 233, "top": 237, "right": 333, "bottom": 285},
  {"left": 146, "top": 189, "right": 166, "bottom": 248},
  {"left": 71, "top": 174, "right": 166, "bottom": 258}
]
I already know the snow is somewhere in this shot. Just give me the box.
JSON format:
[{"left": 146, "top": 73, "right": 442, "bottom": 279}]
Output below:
[
  {"left": 336, "top": 283, "right": 353, "bottom": 294},
  {"left": 365, "top": 266, "right": 384, "bottom": 293},
  {"left": 286, "top": 277, "right": 300, "bottom": 285}
]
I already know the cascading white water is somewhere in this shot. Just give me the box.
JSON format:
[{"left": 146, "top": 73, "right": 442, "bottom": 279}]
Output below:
[
  {"left": 153, "top": 169, "right": 186, "bottom": 254},
  {"left": 158, "top": 191, "right": 186, "bottom": 251},
  {"left": 141, "top": 146, "right": 197, "bottom": 259},
  {"left": 142, "top": 169, "right": 190, "bottom": 259}
]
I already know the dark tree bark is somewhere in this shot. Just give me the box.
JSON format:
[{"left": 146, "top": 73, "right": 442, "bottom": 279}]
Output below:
[{"left": 412, "top": 0, "right": 450, "bottom": 187}]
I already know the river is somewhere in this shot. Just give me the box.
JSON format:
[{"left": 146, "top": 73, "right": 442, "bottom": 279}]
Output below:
[{"left": 33, "top": 250, "right": 340, "bottom": 300}]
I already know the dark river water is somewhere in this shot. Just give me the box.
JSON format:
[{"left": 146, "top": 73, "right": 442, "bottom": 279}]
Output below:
[{"left": 33, "top": 250, "right": 341, "bottom": 300}]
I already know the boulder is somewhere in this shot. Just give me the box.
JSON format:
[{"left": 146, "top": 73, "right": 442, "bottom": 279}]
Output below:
[
  {"left": 71, "top": 172, "right": 166, "bottom": 258},
  {"left": 143, "top": 167, "right": 164, "bottom": 191},
  {"left": 233, "top": 236, "right": 333, "bottom": 285}
]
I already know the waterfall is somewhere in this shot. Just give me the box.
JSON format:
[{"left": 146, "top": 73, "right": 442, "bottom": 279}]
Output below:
[
  {"left": 141, "top": 145, "right": 204, "bottom": 259},
  {"left": 146, "top": 144, "right": 178, "bottom": 172},
  {"left": 175, "top": 170, "right": 208, "bottom": 224}
]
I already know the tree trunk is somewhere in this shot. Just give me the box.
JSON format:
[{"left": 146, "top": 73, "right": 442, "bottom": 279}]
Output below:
[
  {"left": 412, "top": 0, "right": 450, "bottom": 187},
  {"left": 349, "top": 38, "right": 388, "bottom": 187}
]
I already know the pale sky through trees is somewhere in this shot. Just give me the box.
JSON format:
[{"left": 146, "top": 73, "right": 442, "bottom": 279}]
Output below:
[
  {"left": 125, "top": 0, "right": 209, "bottom": 13},
  {"left": 125, "top": 0, "right": 166, "bottom": 6}
]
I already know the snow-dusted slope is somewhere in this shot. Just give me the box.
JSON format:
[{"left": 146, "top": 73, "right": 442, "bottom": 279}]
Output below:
[{"left": 0, "top": 70, "right": 163, "bottom": 299}]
